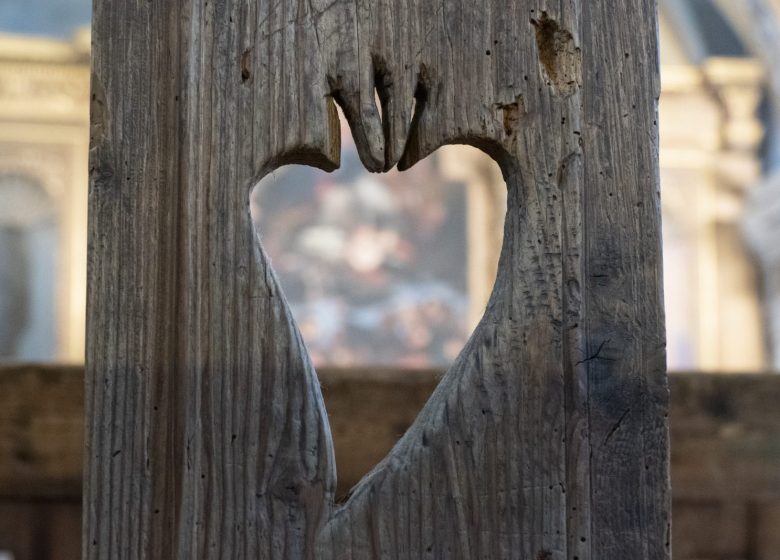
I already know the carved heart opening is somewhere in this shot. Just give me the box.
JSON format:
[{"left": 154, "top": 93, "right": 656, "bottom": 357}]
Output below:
[{"left": 249, "top": 107, "right": 506, "bottom": 498}]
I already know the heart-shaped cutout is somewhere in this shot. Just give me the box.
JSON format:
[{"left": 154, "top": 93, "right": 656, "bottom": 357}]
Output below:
[
  {"left": 249, "top": 109, "right": 507, "bottom": 499},
  {"left": 250, "top": 111, "right": 505, "bottom": 370}
]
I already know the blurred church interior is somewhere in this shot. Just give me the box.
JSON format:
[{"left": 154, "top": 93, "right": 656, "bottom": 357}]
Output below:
[{"left": 3, "top": 0, "right": 780, "bottom": 372}]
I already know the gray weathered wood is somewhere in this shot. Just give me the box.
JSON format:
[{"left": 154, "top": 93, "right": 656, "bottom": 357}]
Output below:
[{"left": 86, "top": 1, "right": 669, "bottom": 558}]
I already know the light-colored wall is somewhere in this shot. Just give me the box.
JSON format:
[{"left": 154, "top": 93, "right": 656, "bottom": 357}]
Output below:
[
  {"left": 661, "top": 59, "right": 766, "bottom": 371},
  {"left": 0, "top": 32, "right": 89, "bottom": 363}
]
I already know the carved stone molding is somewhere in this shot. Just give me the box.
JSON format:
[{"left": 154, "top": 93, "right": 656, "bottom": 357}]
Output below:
[{"left": 0, "top": 33, "right": 89, "bottom": 124}]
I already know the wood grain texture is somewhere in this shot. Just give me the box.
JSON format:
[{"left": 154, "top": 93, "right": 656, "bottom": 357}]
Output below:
[{"left": 86, "top": 1, "right": 669, "bottom": 558}]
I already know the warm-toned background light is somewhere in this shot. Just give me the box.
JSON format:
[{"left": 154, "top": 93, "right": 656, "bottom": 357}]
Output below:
[{"left": 2, "top": 0, "right": 780, "bottom": 371}]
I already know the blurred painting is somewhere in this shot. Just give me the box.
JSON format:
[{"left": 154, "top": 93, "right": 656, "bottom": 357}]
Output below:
[{"left": 251, "top": 115, "right": 469, "bottom": 368}]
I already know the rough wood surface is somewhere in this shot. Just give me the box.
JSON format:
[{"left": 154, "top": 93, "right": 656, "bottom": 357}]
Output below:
[{"left": 86, "top": 1, "right": 669, "bottom": 558}]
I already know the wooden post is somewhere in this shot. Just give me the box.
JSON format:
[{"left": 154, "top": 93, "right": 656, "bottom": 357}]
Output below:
[{"left": 86, "top": 1, "right": 669, "bottom": 558}]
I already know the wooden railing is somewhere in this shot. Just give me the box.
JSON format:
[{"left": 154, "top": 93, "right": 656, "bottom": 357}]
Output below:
[{"left": 1, "top": 365, "right": 779, "bottom": 559}]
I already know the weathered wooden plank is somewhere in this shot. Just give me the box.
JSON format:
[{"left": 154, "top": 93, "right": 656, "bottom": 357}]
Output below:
[
  {"left": 581, "top": 3, "right": 669, "bottom": 557},
  {"left": 86, "top": 1, "right": 668, "bottom": 558}
]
